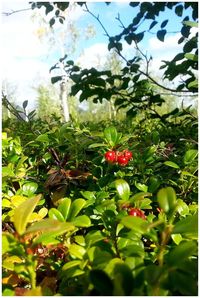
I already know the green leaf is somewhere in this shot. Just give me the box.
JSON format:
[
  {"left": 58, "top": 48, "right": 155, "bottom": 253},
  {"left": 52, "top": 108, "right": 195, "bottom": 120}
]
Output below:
[
  {"left": 81, "top": 191, "right": 96, "bottom": 200},
  {"left": 176, "top": 199, "right": 189, "bottom": 216},
  {"left": 2, "top": 166, "right": 15, "bottom": 177},
  {"left": 88, "top": 143, "right": 107, "bottom": 148},
  {"left": 22, "top": 182, "right": 38, "bottom": 196},
  {"left": 183, "top": 149, "right": 198, "bottom": 164},
  {"left": 121, "top": 216, "right": 148, "bottom": 234},
  {"left": 57, "top": 198, "right": 71, "bottom": 220},
  {"left": 188, "top": 79, "right": 198, "bottom": 89},
  {"left": 25, "top": 218, "right": 74, "bottom": 234},
  {"left": 62, "top": 260, "right": 81, "bottom": 271},
  {"left": 36, "top": 134, "right": 49, "bottom": 143},
  {"left": 103, "top": 126, "right": 121, "bottom": 147},
  {"left": 48, "top": 208, "right": 65, "bottom": 222},
  {"left": 157, "top": 29, "right": 167, "bottom": 42},
  {"left": 69, "top": 244, "right": 86, "bottom": 259},
  {"left": 168, "top": 241, "right": 197, "bottom": 267},
  {"left": 157, "top": 187, "right": 176, "bottom": 213},
  {"left": 164, "top": 161, "right": 180, "bottom": 169},
  {"left": 68, "top": 198, "right": 86, "bottom": 220},
  {"left": 135, "top": 182, "right": 148, "bottom": 192},
  {"left": 71, "top": 215, "right": 91, "bottom": 227},
  {"left": 171, "top": 234, "right": 182, "bottom": 245},
  {"left": 131, "top": 192, "right": 152, "bottom": 202},
  {"left": 184, "top": 53, "right": 198, "bottom": 61},
  {"left": 173, "top": 213, "right": 198, "bottom": 237},
  {"left": 183, "top": 20, "right": 198, "bottom": 28},
  {"left": 13, "top": 195, "right": 41, "bottom": 235},
  {"left": 115, "top": 179, "right": 130, "bottom": 200},
  {"left": 90, "top": 269, "right": 114, "bottom": 295}
]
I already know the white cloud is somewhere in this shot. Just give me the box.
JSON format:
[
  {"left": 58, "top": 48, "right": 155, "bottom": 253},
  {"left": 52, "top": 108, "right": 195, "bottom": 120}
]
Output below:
[
  {"left": 77, "top": 43, "right": 109, "bottom": 68},
  {"left": 148, "top": 33, "right": 182, "bottom": 52}
]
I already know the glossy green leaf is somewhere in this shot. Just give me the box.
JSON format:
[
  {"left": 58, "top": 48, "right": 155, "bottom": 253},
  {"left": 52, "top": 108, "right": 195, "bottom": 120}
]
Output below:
[
  {"left": 121, "top": 216, "right": 148, "bottom": 233},
  {"left": 48, "top": 208, "right": 65, "bottom": 222},
  {"left": 164, "top": 161, "right": 180, "bottom": 169},
  {"left": 168, "top": 241, "right": 197, "bottom": 267},
  {"left": 135, "top": 182, "right": 148, "bottom": 192},
  {"left": 2, "top": 167, "right": 15, "bottom": 177},
  {"left": 115, "top": 179, "right": 130, "bottom": 200},
  {"left": 183, "top": 20, "right": 198, "bottom": 28},
  {"left": 71, "top": 215, "right": 91, "bottom": 227},
  {"left": 58, "top": 198, "right": 71, "bottom": 220},
  {"left": 68, "top": 198, "right": 86, "bottom": 220},
  {"left": 173, "top": 213, "right": 198, "bottom": 237},
  {"left": 188, "top": 80, "right": 198, "bottom": 89},
  {"left": 13, "top": 194, "right": 41, "bottom": 235},
  {"left": 157, "top": 187, "right": 176, "bottom": 213},
  {"left": 36, "top": 134, "right": 49, "bottom": 143},
  {"left": 184, "top": 53, "right": 198, "bottom": 61},
  {"left": 22, "top": 182, "right": 38, "bottom": 197},
  {"left": 131, "top": 192, "right": 152, "bottom": 202},
  {"left": 176, "top": 199, "right": 189, "bottom": 216},
  {"left": 69, "top": 243, "right": 86, "bottom": 259},
  {"left": 81, "top": 191, "right": 96, "bottom": 200},
  {"left": 103, "top": 126, "right": 121, "bottom": 147},
  {"left": 62, "top": 260, "right": 81, "bottom": 271},
  {"left": 171, "top": 233, "right": 182, "bottom": 245},
  {"left": 90, "top": 269, "right": 114, "bottom": 295},
  {"left": 184, "top": 149, "right": 198, "bottom": 164}
]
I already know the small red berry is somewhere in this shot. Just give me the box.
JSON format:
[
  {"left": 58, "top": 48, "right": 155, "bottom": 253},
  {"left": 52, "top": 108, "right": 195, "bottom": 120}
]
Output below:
[
  {"left": 124, "top": 150, "right": 132, "bottom": 160},
  {"left": 105, "top": 151, "right": 116, "bottom": 163},
  {"left": 129, "top": 208, "right": 138, "bottom": 216},
  {"left": 117, "top": 155, "right": 129, "bottom": 166},
  {"left": 128, "top": 208, "right": 146, "bottom": 220}
]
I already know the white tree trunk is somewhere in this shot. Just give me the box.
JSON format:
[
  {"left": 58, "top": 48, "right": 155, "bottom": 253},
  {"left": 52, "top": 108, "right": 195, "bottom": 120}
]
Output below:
[{"left": 60, "top": 81, "right": 70, "bottom": 122}]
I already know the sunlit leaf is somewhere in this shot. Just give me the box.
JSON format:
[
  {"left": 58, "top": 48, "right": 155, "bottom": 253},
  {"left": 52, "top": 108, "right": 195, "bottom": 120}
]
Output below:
[{"left": 13, "top": 195, "right": 41, "bottom": 235}]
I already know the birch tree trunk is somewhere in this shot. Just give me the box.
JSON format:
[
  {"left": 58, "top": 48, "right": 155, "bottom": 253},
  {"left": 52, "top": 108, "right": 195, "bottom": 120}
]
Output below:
[{"left": 60, "top": 80, "right": 70, "bottom": 122}]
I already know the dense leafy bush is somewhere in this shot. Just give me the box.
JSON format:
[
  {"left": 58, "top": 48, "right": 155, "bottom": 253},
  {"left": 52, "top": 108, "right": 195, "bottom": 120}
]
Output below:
[{"left": 2, "top": 113, "right": 198, "bottom": 296}]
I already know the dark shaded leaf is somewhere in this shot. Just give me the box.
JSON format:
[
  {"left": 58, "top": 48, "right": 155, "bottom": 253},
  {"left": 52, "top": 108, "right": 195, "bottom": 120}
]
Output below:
[
  {"left": 149, "top": 20, "right": 157, "bottom": 30},
  {"left": 157, "top": 29, "right": 167, "bottom": 42},
  {"left": 90, "top": 269, "right": 113, "bottom": 295},
  {"left": 161, "top": 19, "right": 168, "bottom": 28},
  {"left": 175, "top": 4, "right": 183, "bottom": 17}
]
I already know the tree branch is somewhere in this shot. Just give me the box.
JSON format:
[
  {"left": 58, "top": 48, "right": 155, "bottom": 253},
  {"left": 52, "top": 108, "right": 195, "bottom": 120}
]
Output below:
[
  {"left": 2, "top": 8, "right": 32, "bottom": 16},
  {"left": 83, "top": 5, "right": 198, "bottom": 95}
]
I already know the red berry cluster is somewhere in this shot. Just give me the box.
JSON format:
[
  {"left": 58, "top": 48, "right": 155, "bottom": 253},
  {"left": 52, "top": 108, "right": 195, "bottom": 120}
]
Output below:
[
  {"left": 128, "top": 208, "right": 146, "bottom": 220},
  {"left": 104, "top": 149, "right": 132, "bottom": 166}
]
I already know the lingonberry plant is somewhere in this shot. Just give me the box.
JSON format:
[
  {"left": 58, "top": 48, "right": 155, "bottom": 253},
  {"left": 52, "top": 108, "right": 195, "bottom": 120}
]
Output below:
[{"left": 2, "top": 117, "right": 198, "bottom": 296}]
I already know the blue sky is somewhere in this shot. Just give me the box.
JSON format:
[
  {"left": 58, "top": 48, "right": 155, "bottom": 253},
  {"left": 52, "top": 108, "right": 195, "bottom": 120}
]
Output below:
[{"left": 1, "top": 1, "right": 197, "bottom": 109}]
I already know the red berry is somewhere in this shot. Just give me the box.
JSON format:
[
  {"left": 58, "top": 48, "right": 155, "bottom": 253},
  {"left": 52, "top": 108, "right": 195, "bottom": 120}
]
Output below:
[
  {"left": 129, "top": 208, "right": 138, "bottom": 216},
  {"left": 117, "top": 155, "right": 129, "bottom": 166},
  {"left": 105, "top": 151, "right": 116, "bottom": 163},
  {"left": 128, "top": 208, "right": 146, "bottom": 220},
  {"left": 124, "top": 150, "right": 132, "bottom": 160}
]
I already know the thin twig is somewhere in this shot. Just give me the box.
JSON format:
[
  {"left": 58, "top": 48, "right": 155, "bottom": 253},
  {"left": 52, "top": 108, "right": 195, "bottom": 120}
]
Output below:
[{"left": 2, "top": 8, "right": 32, "bottom": 16}]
